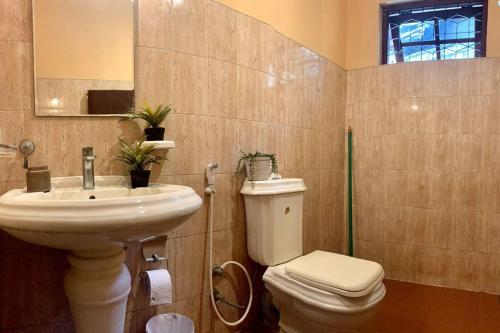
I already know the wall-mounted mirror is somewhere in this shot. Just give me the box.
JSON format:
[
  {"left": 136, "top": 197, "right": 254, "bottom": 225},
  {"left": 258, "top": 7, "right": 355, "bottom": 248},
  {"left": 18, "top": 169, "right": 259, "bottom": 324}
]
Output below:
[{"left": 33, "top": 0, "right": 135, "bottom": 116}]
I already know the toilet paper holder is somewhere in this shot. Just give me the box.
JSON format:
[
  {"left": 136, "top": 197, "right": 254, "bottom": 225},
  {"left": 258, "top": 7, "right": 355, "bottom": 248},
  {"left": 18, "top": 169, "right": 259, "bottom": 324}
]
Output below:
[{"left": 139, "top": 235, "right": 168, "bottom": 264}]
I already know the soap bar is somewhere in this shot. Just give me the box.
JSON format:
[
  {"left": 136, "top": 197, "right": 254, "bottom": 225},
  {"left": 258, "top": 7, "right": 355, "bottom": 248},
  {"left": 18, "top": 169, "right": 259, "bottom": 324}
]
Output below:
[{"left": 26, "top": 166, "right": 51, "bottom": 193}]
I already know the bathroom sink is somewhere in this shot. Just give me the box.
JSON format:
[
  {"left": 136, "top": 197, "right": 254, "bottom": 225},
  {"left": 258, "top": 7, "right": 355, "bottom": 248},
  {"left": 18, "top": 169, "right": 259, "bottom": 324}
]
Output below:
[
  {"left": 0, "top": 176, "right": 203, "bottom": 333},
  {"left": 0, "top": 176, "right": 203, "bottom": 251}
]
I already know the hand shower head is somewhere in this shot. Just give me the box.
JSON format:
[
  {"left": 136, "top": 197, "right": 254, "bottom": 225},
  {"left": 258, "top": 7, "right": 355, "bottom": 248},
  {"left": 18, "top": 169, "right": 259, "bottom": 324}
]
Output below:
[{"left": 205, "top": 162, "right": 219, "bottom": 187}]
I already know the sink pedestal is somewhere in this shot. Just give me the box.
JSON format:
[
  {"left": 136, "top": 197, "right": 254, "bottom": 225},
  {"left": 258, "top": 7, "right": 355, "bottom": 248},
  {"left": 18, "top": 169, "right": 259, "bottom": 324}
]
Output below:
[{"left": 64, "top": 248, "right": 131, "bottom": 333}]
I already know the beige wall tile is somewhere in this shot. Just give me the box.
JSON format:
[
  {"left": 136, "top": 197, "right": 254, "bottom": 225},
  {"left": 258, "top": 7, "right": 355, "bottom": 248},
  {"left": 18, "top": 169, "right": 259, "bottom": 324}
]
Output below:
[
  {"left": 285, "top": 82, "right": 306, "bottom": 128},
  {"left": 170, "top": 176, "right": 206, "bottom": 237},
  {"left": 261, "top": 74, "right": 287, "bottom": 125},
  {"left": 303, "top": 209, "right": 320, "bottom": 255},
  {"left": 427, "top": 209, "right": 456, "bottom": 249},
  {"left": 455, "top": 134, "right": 485, "bottom": 172},
  {"left": 206, "top": 117, "right": 238, "bottom": 174},
  {"left": 455, "top": 172, "right": 484, "bottom": 212},
  {"left": 207, "top": 1, "right": 236, "bottom": 63},
  {"left": 0, "top": 41, "right": 32, "bottom": 111},
  {"left": 285, "top": 126, "right": 306, "bottom": 170},
  {"left": 428, "top": 134, "right": 456, "bottom": 172},
  {"left": 260, "top": 23, "right": 287, "bottom": 78},
  {"left": 236, "top": 66, "right": 260, "bottom": 121},
  {"left": 332, "top": 169, "right": 344, "bottom": 206},
  {"left": 319, "top": 169, "right": 334, "bottom": 206},
  {"left": 483, "top": 173, "right": 500, "bottom": 213},
  {"left": 363, "top": 101, "right": 386, "bottom": 136},
  {"left": 384, "top": 170, "right": 409, "bottom": 206},
  {"left": 430, "top": 172, "right": 456, "bottom": 210},
  {"left": 172, "top": 0, "right": 206, "bottom": 56},
  {"left": 235, "top": 13, "right": 261, "bottom": 70},
  {"left": 173, "top": 53, "right": 208, "bottom": 116},
  {"left": 362, "top": 170, "right": 384, "bottom": 206},
  {"left": 480, "top": 58, "right": 500, "bottom": 95},
  {"left": 483, "top": 135, "right": 500, "bottom": 172},
  {"left": 137, "top": 0, "right": 171, "bottom": 49},
  {"left": 212, "top": 174, "right": 241, "bottom": 231},
  {"left": 207, "top": 59, "right": 237, "bottom": 118},
  {"left": 320, "top": 95, "right": 335, "bottom": 133},
  {"left": 479, "top": 254, "right": 500, "bottom": 294},
  {"left": 423, "top": 98, "right": 459, "bottom": 134},
  {"left": 485, "top": 96, "right": 500, "bottom": 135},
  {"left": 286, "top": 39, "right": 307, "bottom": 85},
  {"left": 319, "top": 205, "right": 333, "bottom": 251},
  {"left": 408, "top": 171, "right": 431, "bottom": 208},
  {"left": 455, "top": 211, "right": 484, "bottom": 252},
  {"left": 237, "top": 120, "right": 260, "bottom": 154},
  {"left": 319, "top": 132, "right": 334, "bottom": 169},
  {"left": 458, "top": 96, "right": 486, "bottom": 134},
  {"left": 300, "top": 169, "right": 320, "bottom": 212},
  {"left": 172, "top": 234, "right": 206, "bottom": 301},
  {"left": 0, "top": 0, "right": 31, "bottom": 42},
  {"left": 361, "top": 135, "right": 384, "bottom": 170},
  {"left": 381, "top": 206, "right": 406, "bottom": 243},
  {"left": 358, "top": 205, "right": 383, "bottom": 242},
  {"left": 135, "top": 47, "right": 173, "bottom": 108},
  {"left": 304, "top": 130, "right": 320, "bottom": 170},
  {"left": 383, "top": 135, "right": 410, "bottom": 170},
  {"left": 483, "top": 213, "right": 500, "bottom": 254},
  {"left": 168, "top": 114, "right": 208, "bottom": 174},
  {"left": 451, "top": 251, "right": 482, "bottom": 291}
]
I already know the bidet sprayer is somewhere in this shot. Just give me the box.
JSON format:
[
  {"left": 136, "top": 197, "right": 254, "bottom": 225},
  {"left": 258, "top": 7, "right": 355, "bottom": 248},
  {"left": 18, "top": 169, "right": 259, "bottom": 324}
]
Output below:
[{"left": 205, "top": 162, "right": 218, "bottom": 194}]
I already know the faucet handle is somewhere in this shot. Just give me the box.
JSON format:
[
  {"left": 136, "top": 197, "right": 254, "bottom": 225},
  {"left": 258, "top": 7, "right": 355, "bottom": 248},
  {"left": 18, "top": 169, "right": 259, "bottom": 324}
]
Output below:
[
  {"left": 82, "top": 147, "right": 95, "bottom": 157},
  {"left": 19, "top": 139, "right": 35, "bottom": 170}
]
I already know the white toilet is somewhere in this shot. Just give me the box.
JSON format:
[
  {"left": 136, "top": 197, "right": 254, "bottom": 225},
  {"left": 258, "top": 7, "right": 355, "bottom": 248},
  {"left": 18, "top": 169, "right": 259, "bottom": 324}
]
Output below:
[{"left": 241, "top": 178, "right": 386, "bottom": 333}]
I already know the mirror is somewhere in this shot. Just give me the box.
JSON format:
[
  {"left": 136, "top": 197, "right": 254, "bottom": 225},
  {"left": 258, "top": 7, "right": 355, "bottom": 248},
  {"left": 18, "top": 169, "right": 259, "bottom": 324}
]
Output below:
[{"left": 33, "top": 0, "right": 135, "bottom": 116}]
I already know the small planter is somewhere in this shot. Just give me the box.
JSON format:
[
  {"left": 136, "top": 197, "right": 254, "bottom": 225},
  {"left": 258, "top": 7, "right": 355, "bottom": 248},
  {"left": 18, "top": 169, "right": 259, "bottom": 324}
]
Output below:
[
  {"left": 245, "top": 157, "right": 272, "bottom": 181},
  {"left": 130, "top": 170, "right": 151, "bottom": 188},
  {"left": 144, "top": 127, "right": 165, "bottom": 141}
]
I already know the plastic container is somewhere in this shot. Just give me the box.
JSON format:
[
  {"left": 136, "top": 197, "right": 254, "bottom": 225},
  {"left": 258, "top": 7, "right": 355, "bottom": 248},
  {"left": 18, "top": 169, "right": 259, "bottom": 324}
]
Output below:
[{"left": 145, "top": 313, "right": 194, "bottom": 333}]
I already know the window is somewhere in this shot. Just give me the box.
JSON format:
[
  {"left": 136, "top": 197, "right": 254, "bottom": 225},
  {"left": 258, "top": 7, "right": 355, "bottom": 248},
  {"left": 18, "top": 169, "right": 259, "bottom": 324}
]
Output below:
[{"left": 381, "top": 0, "right": 488, "bottom": 64}]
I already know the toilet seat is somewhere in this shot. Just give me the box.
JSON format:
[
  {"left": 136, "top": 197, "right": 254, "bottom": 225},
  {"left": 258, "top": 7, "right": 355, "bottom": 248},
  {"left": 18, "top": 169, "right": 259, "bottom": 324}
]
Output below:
[
  {"left": 263, "top": 253, "right": 386, "bottom": 314},
  {"left": 285, "top": 251, "right": 385, "bottom": 297}
]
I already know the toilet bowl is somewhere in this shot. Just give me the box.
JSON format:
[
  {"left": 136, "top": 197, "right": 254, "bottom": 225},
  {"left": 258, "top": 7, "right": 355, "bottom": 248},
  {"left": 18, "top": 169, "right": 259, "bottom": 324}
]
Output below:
[
  {"left": 241, "top": 178, "right": 386, "bottom": 333},
  {"left": 263, "top": 251, "right": 386, "bottom": 333}
]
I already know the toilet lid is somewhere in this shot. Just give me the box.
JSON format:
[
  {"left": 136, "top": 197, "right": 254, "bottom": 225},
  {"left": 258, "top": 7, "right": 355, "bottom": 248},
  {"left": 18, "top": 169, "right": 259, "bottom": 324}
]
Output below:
[{"left": 285, "top": 251, "right": 384, "bottom": 297}]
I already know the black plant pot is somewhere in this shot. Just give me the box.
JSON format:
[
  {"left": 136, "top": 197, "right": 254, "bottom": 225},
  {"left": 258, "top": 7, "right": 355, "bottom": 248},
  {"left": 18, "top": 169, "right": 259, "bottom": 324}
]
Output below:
[
  {"left": 130, "top": 170, "right": 151, "bottom": 188},
  {"left": 144, "top": 127, "right": 165, "bottom": 141}
]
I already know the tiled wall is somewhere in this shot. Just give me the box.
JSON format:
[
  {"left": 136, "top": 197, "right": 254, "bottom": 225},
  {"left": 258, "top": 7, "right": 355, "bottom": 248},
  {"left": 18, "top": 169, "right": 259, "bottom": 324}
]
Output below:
[
  {"left": 0, "top": 0, "right": 346, "bottom": 332},
  {"left": 347, "top": 58, "right": 500, "bottom": 295},
  {"left": 36, "top": 78, "right": 134, "bottom": 115}
]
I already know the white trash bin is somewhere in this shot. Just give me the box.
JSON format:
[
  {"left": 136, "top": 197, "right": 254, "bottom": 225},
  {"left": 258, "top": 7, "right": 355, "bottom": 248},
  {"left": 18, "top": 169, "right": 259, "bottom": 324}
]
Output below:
[{"left": 146, "top": 313, "right": 194, "bottom": 333}]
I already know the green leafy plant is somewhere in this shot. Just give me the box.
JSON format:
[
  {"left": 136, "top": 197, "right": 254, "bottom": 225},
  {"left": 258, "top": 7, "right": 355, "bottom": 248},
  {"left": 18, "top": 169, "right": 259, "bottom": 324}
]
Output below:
[
  {"left": 115, "top": 138, "right": 159, "bottom": 171},
  {"left": 235, "top": 151, "right": 279, "bottom": 181},
  {"left": 123, "top": 104, "right": 172, "bottom": 128}
]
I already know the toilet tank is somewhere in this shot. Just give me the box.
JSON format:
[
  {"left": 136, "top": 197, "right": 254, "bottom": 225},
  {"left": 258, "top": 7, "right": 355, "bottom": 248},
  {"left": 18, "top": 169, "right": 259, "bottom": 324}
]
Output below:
[{"left": 241, "top": 178, "right": 307, "bottom": 266}]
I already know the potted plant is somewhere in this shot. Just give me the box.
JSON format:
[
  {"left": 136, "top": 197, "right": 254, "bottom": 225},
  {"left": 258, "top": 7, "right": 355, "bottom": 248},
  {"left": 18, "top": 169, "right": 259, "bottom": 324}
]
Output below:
[
  {"left": 123, "top": 104, "right": 172, "bottom": 141},
  {"left": 235, "top": 151, "right": 279, "bottom": 181},
  {"left": 115, "top": 138, "right": 159, "bottom": 188}
]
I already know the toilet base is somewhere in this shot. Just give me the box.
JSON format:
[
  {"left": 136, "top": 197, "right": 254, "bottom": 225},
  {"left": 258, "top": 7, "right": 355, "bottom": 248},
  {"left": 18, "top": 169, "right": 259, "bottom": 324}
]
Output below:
[{"left": 266, "top": 283, "right": 383, "bottom": 333}]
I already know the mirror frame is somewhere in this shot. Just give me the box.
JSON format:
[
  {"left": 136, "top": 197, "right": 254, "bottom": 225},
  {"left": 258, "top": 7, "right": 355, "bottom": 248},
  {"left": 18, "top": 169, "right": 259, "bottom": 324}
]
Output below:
[{"left": 32, "top": 0, "right": 137, "bottom": 117}]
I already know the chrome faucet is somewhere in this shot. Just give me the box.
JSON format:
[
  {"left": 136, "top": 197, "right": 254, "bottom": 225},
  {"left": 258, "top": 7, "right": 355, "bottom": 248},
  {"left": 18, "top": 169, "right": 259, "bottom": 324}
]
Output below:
[{"left": 82, "top": 147, "right": 96, "bottom": 189}]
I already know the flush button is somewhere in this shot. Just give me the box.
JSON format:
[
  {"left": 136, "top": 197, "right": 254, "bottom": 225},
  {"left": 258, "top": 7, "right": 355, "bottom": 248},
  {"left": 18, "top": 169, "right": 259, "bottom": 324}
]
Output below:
[{"left": 285, "top": 207, "right": 290, "bottom": 215}]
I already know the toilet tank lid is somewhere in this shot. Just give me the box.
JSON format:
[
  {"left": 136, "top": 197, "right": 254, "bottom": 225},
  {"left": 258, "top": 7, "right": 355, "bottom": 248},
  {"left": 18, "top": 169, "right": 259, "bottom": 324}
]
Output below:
[{"left": 240, "top": 178, "right": 306, "bottom": 195}]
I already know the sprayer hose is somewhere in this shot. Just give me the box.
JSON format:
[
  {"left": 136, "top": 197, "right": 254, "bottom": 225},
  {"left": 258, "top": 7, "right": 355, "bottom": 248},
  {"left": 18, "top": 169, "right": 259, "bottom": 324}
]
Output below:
[{"left": 208, "top": 190, "right": 253, "bottom": 327}]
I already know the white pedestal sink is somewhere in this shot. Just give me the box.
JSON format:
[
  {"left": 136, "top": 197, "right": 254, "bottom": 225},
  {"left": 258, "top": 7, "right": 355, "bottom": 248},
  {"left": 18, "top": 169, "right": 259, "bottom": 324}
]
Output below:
[{"left": 0, "top": 176, "right": 202, "bottom": 333}]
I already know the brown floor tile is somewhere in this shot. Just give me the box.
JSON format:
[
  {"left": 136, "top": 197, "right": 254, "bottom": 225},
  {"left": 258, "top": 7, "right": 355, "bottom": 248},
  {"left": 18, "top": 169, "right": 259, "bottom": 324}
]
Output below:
[{"left": 247, "top": 279, "right": 499, "bottom": 333}]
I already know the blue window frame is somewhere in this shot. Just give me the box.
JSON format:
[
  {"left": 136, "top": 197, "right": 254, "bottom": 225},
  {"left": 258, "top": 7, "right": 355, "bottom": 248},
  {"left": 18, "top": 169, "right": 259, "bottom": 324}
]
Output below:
[{"left": 381, "top": 0, "right": 488, "bottom": 64}]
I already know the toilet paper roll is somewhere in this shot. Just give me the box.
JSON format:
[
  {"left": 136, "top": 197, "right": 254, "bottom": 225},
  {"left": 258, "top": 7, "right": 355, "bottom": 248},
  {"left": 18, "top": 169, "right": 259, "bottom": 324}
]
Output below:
[{"left": 144, "top": 269, "right": 172, "bottom": 306}]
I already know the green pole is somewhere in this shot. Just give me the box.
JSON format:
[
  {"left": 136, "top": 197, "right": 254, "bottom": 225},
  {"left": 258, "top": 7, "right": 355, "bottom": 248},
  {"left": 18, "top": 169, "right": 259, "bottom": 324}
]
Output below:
[{"left": 348, "top": 127, "right": 353, "bottom": 257}]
